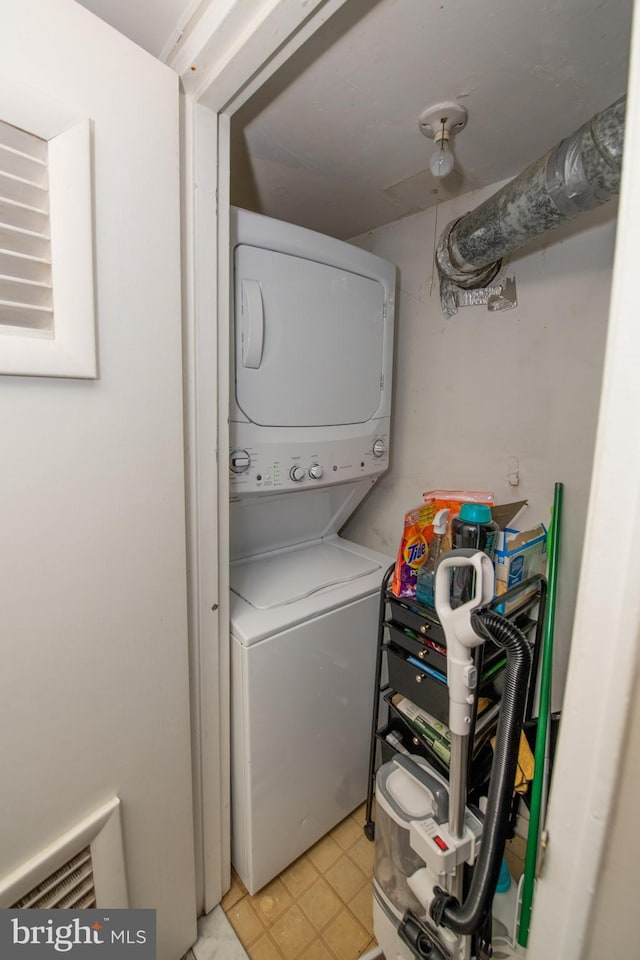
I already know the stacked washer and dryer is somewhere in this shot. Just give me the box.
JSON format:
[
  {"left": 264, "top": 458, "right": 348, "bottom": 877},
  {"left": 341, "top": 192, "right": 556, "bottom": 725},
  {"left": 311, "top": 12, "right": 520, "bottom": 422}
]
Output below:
[{"left": 229, "top": 207, "right": 396, "bottom": 894}]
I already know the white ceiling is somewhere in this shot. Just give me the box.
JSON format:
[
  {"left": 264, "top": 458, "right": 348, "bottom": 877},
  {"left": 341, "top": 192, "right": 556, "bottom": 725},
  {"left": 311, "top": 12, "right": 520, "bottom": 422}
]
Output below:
[
  {"left": 76, "top": 0, "right": 633, "bottom": 240},
  {"left": 231, "top": 0, "right": 633, "bottom": 238},
  {"left": 76, "top": 0, "right": 196, "bottom": 59}
]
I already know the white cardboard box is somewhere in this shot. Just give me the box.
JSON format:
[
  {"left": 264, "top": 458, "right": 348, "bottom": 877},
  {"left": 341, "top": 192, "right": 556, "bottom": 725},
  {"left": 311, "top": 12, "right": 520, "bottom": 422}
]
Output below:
[{"left": 494, "top": 523, "right": 547, "bottom": 613}]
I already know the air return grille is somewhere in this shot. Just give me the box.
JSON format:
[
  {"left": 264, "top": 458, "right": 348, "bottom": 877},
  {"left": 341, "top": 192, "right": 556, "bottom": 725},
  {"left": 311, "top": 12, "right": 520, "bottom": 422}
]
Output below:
[
  {"left": 11, "top": 848, "right": 96, "bottom": 910},
  {"left": 0, "top": 117, "right": 53, "bottom": 333}
]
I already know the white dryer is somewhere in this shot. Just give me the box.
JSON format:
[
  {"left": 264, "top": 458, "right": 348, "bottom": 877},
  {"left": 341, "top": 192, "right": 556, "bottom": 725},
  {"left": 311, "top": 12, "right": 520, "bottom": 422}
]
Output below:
[{"left": 229, "top": 207, "right": 396, "bottom": 894}]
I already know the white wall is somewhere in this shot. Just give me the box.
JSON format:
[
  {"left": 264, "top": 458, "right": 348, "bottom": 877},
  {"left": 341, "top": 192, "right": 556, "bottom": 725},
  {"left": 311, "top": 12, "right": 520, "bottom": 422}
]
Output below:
[
  {"left": 0, "top": 3, "right": 196, "bottom": 957},
  {"left": 583, "top": 652, "right": 640, "bottom": 958},
  {"left": 342, "top": 182, "right": 617, "bottom": 705}
]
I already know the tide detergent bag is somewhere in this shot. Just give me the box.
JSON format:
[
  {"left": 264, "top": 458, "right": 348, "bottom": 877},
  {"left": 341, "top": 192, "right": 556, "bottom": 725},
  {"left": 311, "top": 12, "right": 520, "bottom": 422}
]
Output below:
[{"left": 391, "top": 490, "right": 494, "bottom": 599}]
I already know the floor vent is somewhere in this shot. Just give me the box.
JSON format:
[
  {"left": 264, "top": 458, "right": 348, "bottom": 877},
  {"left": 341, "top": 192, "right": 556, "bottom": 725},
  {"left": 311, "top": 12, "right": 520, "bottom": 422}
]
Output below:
[{"left": 11, "top": 847, "right": 96, "bottom": 909}]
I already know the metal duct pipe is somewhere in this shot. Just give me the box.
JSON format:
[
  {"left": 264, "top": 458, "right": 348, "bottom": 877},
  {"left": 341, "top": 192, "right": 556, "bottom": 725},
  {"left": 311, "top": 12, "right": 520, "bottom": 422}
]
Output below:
[{"left": 436, "top": 95, "right": 626, "bottom": 293}]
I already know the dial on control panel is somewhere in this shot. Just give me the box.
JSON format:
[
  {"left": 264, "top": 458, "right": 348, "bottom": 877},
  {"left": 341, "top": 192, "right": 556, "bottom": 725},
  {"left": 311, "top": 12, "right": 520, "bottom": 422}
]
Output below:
[
  {"left": 289, "top": 465, "right": 305, "bottom": 482},
  {"left": 230, "top": 449, "right": 251, "bottom": 474},
  {"left": 372, "top": 439, "right": 386, "bottom": 458},
  {"left": 308, "top": 464, "right": 324, "bottom": 480}
]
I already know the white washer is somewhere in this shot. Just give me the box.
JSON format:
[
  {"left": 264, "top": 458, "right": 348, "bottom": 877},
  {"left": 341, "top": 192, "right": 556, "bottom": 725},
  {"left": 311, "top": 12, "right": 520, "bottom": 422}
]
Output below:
[
  {"left": 229, "top": 208, "right": 396, "bottom": 894},
  {"left": 230, "top": 536, "right": 391, "bottom": 893}
]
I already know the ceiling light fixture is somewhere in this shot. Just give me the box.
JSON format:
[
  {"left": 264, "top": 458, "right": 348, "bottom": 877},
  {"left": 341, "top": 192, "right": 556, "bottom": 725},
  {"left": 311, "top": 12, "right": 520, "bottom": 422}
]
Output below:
[{"left": 419, "top": 101, "right": 468, "bottom": 180}]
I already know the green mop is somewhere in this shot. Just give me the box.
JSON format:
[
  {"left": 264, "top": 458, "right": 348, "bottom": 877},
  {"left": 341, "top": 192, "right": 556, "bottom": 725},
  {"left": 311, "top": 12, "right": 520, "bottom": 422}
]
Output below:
[{"left": 517, "top": 481, "right": 563, "bottom": 947}]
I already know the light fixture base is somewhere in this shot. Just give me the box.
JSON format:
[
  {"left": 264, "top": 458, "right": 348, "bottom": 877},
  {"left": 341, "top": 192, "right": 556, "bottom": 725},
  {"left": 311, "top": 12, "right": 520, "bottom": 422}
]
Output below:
[{"left": 419, "top": 101, "right": 468, "bottom": 140}]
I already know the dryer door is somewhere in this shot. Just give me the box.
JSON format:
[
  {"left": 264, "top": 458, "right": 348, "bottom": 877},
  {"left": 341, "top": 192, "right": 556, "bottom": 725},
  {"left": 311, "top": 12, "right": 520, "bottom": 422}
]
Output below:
[{"left": 234, "top": 244, "right": 385, "bottom": 427}]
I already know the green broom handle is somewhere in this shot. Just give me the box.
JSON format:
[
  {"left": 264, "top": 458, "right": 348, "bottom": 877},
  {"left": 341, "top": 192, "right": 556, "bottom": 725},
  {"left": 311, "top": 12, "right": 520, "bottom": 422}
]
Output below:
[{"left": 517, "top": 481, "right": 563, "bottom": 947}]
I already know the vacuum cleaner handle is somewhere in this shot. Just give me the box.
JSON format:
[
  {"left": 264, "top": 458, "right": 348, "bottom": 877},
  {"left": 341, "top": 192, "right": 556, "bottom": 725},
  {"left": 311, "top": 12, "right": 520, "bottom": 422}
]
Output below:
[{"left": 435, "top": 550, "right": 495, "bottom": 737}]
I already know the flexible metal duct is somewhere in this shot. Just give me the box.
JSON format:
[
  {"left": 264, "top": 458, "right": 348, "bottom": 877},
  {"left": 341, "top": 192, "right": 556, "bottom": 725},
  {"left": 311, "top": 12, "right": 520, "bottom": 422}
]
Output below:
[{"left": 436, "top": 95, "right": 626, "bottom": 309}]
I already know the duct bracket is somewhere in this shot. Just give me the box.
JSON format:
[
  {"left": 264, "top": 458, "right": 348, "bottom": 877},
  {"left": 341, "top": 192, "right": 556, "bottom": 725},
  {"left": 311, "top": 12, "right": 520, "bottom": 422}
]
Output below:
[{"left": 455, "top": 275, "right": 518, "bottom": 312}]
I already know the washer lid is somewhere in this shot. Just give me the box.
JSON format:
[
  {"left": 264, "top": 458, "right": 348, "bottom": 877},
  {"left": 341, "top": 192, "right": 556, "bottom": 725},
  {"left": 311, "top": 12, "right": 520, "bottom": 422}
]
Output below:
[{"left": 230, "top": 539, "right": 380, "bottom": 609}]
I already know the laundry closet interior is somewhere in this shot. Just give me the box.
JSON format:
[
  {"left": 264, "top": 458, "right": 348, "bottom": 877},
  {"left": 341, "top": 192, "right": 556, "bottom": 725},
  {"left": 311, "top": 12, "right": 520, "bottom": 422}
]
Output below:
[
  {"left": 228, "top": 0, "right": 630, "bottom": 711},
  {"left": 222, "top": 0, "right": 632, "bottom": 949}
]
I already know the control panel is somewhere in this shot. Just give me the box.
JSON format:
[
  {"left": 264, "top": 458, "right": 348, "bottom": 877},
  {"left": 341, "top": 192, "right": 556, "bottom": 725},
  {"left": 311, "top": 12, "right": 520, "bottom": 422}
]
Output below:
[{"left": 229, "top": 424, "right": 390, "bottom": 496}]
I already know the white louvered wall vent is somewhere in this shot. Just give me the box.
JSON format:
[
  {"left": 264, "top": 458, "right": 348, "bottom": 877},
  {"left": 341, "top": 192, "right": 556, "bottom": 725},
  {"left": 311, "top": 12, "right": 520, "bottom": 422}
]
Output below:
[
  {"left": 0, "top": 118, "right": 53, "bottom": 336},
  {"left": 0, "top": 798, "right": 127, "bottom": 910},
  {"left": 10, "top": 848, "right": 96, "bottom": 910}
]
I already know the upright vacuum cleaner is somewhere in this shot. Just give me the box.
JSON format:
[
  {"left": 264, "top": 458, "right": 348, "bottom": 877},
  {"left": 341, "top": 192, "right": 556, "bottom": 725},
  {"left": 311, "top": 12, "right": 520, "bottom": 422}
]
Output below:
[{"left": 372, "top": 550, "right": 532, "bottom": 960}]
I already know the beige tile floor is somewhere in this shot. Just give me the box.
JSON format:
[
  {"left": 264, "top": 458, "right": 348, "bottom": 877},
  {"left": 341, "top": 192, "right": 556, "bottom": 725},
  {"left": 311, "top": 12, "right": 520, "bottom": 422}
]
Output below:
[
  {"left": 504, "top": 832, "right": 527, "bottom": 882},
  {"left": 222, "top": 803, "right": 377, "bottom": 960},
  {"left": 222, "top": 803, "right": 528, "bottom": 960}
]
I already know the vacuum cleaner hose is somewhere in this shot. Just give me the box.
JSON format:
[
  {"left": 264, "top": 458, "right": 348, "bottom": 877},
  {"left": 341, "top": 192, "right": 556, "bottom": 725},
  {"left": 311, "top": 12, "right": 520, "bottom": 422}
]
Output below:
[{"left": 430, "top": 610, "right": 532, "bottom": 935}]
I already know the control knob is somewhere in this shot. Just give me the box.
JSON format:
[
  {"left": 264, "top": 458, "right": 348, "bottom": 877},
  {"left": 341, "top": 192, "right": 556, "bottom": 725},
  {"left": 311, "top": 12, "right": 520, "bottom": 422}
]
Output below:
[
  {"left": 230, "top": 449, "right": 251, "bottom": 474},
  {"left": 289, "top": 465, "right": 305, "bottom": 482},
  {"left": 308, "top": 464, "right": 324, "bottom": 480},
  {"left": 372, "top": 439, "right": 386, "bottom": 458}
]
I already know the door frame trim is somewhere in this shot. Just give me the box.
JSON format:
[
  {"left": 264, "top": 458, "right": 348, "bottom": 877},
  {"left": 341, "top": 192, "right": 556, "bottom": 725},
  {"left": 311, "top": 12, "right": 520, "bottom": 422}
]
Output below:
[{"left": 176, "top": 0, "right": 352, "bottom": 913}]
